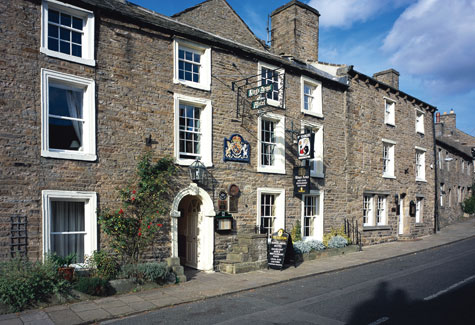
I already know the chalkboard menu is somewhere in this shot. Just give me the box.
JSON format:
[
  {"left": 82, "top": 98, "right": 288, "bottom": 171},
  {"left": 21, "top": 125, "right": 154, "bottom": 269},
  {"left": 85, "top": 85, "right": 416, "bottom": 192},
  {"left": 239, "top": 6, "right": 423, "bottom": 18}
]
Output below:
[{"left": 268, "top": 229, "right": 296, "bottom": 270}]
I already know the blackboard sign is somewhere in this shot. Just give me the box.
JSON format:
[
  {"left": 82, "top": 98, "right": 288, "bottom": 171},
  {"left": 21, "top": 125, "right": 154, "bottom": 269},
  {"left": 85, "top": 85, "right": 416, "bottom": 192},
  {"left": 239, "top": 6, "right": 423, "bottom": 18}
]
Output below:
[{"left": 268, "top": 229, "right": 296, "bottom": 270}]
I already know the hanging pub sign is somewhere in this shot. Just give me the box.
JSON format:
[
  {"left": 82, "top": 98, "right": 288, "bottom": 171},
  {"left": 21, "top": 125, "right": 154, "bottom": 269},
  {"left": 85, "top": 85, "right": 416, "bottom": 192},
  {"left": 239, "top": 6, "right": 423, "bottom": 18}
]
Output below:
[
  {"left": 251, "top": 97, "right": 267, "bottom": 110},
  {"left": 247, "top": 84, "right": 273, "bottom": 98},
  {"left": 294, "top": 166, "right": 310, "bottom": 196},
  {"left": 268, "top": 229, "right": 296, "bottom": 270},
  {"left": 298, "top": 133, "right": 315, "bottom": 160},
  {"left": 223, "top": 134, "right": 250, "bottom": 163}
]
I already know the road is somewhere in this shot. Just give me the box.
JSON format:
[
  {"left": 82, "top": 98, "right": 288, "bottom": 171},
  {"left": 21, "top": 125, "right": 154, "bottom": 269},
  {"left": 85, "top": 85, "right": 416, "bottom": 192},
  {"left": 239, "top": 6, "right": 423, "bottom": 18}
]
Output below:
[{"left": 105, "top": 237, "right": 475, "bottom": 324}]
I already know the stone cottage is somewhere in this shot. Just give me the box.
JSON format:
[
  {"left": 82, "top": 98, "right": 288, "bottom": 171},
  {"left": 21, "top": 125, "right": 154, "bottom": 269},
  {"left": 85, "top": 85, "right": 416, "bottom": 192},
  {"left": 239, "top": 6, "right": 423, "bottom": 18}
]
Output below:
[{"left": 0, "top": 0, "right": 438, "bottom": 273}]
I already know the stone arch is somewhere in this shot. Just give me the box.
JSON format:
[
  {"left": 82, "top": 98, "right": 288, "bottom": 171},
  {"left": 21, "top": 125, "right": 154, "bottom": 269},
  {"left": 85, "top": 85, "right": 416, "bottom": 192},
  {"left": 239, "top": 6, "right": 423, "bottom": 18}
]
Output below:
[{"left": 170, "top": 183, "right": 215, "bottom": 271}]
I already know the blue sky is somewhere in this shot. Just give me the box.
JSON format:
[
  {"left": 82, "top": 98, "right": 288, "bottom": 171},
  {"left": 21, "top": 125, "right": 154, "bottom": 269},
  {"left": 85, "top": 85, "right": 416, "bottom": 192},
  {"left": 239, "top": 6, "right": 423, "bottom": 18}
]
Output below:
[{"left": 132, "top": 0, "right": 475, "bottom": 136}]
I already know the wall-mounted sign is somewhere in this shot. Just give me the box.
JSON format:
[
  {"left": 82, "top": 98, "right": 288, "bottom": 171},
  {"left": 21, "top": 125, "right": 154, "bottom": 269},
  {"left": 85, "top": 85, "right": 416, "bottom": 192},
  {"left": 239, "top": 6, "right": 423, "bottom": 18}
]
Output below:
[
  {"left": 251, "top": 97, "right": 267, "bottom": 110},
  {"left": 247, "top": 84, "right": 273, "bottom": 98},
  {"left": 298, "top": 133, "right": 314, "bottom": 160},
  {"left": 294, "top": 166, "right": 310, "bottom": 196},
  {"left": 218, "top": 191, "right": 228, "bottom": 211},
  {"left": 215, "top": 211, "right": 233, "bottom": 231},
  {"left": 224, "top": 134, "right": 250, "bottom": 163},
  {"left": 228, "top": 184, "right": 240, "bottom": 213}
]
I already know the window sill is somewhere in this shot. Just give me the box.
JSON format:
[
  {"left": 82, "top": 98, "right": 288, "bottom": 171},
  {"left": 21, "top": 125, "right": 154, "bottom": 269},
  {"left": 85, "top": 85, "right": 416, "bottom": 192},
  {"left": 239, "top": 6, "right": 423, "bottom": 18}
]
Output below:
[
  {"left": 416, "top": 131, "right": 425, "bottom": 135},
  {"left": 415, "top": 223, "right": 425, "bottom": 227},
  {"left": 42, "top": 150, "right": 96, "bottom": 162},
  {"left": 301, "top": 110, "right": 323, "bottom": 119},
  {"left": 363, "top": 226, "right": 391, "bottom": 231},
  {"left": 176, "top": 158, "right": 213, "bottom": 168},
  {"left": 416, "top": 178, "right": 427, "bottom": 183},
  {"left": 383, "top": 175, "right": 396, "bottom": 179},
  {"left": 40, "top": 47, "right": 95, "bottom": 66},
  {"left": 310, "top": 172, "right": 324, "bottom": 178},
  {"left": 173, "top": 78, "right": 210, "bottom": 91},
  {"left": 257, "top": 166, "right": 286, "bottom": 174},
  {"left": 385, "top": 122, "right": 396, "bottom": 127}
]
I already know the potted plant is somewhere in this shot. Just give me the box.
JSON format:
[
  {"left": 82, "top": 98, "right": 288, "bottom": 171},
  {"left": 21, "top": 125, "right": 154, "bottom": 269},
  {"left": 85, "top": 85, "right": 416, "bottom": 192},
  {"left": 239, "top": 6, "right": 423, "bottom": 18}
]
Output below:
[{"left": 50, "top": 253, "right": 77, "bottom": 282}]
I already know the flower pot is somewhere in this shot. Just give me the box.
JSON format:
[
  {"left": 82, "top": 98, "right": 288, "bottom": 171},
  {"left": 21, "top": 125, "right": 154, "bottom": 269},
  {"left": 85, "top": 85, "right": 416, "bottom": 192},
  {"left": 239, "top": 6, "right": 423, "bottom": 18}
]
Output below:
[{"left": 58, "top": 267, "right": 75, "bottom": 282}]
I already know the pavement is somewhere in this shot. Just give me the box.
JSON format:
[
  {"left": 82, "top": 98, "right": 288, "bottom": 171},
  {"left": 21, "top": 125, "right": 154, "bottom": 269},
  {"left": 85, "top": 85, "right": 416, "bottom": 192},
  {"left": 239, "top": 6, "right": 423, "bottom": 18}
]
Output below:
[{"left": 1, "top": 218, "right": 475, "bottom": 325}]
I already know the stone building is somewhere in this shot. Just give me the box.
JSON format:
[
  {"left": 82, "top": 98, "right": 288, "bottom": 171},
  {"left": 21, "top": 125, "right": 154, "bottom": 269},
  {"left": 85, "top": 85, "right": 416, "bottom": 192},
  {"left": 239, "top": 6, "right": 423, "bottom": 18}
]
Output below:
[
  {"left": 435, "top": 110, "right": 475, "bottom": 228},
  {"left": 0, "top": 0, "right": 438, "bottom": 273}
]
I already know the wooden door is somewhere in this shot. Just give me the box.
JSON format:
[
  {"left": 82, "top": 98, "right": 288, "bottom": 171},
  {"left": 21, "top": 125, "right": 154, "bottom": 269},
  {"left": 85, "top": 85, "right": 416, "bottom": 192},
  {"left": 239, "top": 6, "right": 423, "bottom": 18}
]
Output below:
[{"left": 185, "top": 198, "right": 200, "bottom": 268}]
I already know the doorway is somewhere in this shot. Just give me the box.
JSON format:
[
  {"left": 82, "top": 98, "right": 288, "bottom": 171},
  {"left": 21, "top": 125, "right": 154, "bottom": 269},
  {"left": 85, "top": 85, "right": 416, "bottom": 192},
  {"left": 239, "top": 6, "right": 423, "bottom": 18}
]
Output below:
[
  {"left": 178, "top": 196, "right": 200, "bottom": 268},
  {"left": 398, "top": 197, "right": 404, "bottom": 235}
]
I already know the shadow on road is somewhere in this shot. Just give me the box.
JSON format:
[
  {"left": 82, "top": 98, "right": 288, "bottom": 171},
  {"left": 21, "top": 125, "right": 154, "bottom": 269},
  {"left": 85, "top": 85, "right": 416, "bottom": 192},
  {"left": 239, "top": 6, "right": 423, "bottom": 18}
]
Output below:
[{"left": 347, "top": 280, "right": 475, "bottom": 324}]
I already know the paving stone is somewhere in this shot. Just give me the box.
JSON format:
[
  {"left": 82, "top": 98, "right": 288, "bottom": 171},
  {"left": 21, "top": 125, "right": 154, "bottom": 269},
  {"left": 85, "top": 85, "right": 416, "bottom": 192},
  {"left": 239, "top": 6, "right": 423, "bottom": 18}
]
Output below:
[
  {"left": 96, "top": 300, "right": 127, "bottom": 309},
  {"left": 118, "top": 295, "right": 145, "bottom": 304},
  {"left": 102, "top": 305, "right": 134, "bottom": 317},
  {"left": 0, "top": 314, "right": 17, "bottom": 321},
  {"left": 70, "top": 301, "right": 101, "bottom": 313},
  {"left": 129, "top": 301, "right": 156, "bottom": 312},
  {"left": 24, "top": 318, "right": 54, "bottom": 325},
  {"left": 20, "top": 311, "right": 49, "bottom": 322},
  {"left": 0, "top": 319, "right": 22, "bottom": 325},
  {"left": 43, "top": 304, "right": 70, "bottom": 312},
  {"left": 76, "top": 308, "right": 111, "bottom": 322},
  {"left": 47, "top": 309, "right": 83, "bottom": 325}
]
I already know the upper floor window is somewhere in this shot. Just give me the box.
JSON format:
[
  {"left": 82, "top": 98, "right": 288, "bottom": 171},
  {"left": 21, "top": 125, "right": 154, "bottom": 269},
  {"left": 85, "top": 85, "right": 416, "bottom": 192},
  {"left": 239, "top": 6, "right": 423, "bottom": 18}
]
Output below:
[
  {"left": 301, "top": 76, "right": 322, "bottom": 117},
  {"left": 415, "top": 109, "right": 425, "bottom": 134},
  {"left": 384, "top": 98, "right": 395, "bottom": 126},
  {"left": 41, "top": 69, "right": 96, "bottom": 161},
  {"left": 415, "top": 147, "right": 426, "bottom": 181},
  {"left": 173, "top": 94, "right": 212, "bottom": 167},
  {"left": 382, "top": 139, "right": 396, "bottom": 178},
  {"left": 258, "top": 113, "right": 285, "bottom": 174},
  {"left": 438, "top": 149, "right": 442, "bottom": 169},
  {"left": 301, "top": 122, "right": 324, "bottom": 178},
  {"left": 41, "top": 0, "right": 95, "bottom": 66},
  {"left": 462, "top": 161, "right": 465, "bottom": 173},
  {"left": 173, "top": 39, "right": 211, "bottom": 91},
  {"left": 258, "top": 62, "right": 284, "bottom": 107}
]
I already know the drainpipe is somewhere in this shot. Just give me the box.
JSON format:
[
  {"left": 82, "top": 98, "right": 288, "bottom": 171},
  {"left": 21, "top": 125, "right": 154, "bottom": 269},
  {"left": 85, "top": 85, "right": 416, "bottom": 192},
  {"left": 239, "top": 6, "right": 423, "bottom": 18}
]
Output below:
[{"left": 432, "top": 110, "right": 440, "bottom": 233}]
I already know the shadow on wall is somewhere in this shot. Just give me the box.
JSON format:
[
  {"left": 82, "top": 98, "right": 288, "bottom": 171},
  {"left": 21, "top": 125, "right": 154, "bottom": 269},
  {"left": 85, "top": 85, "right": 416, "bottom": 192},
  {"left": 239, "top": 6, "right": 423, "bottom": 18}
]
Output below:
[{"left": 347, "top": 280, "right": 475, "bottom": 325}]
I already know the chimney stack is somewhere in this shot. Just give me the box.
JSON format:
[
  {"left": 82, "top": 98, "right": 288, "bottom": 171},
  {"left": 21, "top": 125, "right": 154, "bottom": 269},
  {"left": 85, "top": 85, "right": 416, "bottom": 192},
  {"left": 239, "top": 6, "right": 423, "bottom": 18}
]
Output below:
[
  {"left": 270, "top": 0, "right": 320, "bottom": 62},
  {"left": 373, "top": 69, "right": 400, "bottom": 89}
]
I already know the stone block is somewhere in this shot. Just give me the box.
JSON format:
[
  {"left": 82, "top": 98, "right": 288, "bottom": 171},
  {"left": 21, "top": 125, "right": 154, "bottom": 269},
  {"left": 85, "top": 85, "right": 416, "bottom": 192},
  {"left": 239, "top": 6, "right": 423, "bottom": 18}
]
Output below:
[
  {"left": 166, "top": 257, "right": 180, "bottom": 267},
  {"left": 172, "top": 265, "right": 184, "bottom": 275}
]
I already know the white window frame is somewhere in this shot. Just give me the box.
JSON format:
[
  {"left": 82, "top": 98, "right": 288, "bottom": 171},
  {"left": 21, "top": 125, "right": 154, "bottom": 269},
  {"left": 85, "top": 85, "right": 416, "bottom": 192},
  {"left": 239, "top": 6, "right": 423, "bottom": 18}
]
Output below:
[
  {"left": 384, "top": 97, "right": 396, "bottom": 126},
  {"left": 173, "top": 93, "right": 212, "bottom": 167},
  {"left": 42, "top": 190, "right": 97, "bottom": 265},
  {"left": 41, "top": 69, "right": 96, "bottom": 161},
  {"left": 301, "top": 121, "right": 324, "bottom": 178},
  {"left": 258, "top": 112, "right": 285, "bottom": 174},
  {"left": 301, "top": 190, "right": 324, "bottom": 241},
  {"left": 440, "top": 183, "right": 445, "bottom": 206},
  {"left": 258, "top": 62, "right": 284, "bottom": 107},
  {"left": 415, "top": 109, "right": 425, "bottom": 134},
  {"left": 41, "top": 0, "right": 95, "bottom": 66},
  {"left": 415, "top": 146, "right": 426, "bottom": 182},
  {"left": 256, "top": 188, "right": 285, "bottom": 236},
  {"left": 376, "top": 196, "right": 387, "bottom": 226},
  {"left": 363, "top": 195, "right": 374, "bottom": 227},
  {"left": 438, "top": 149, "right": 442, "bottom": 169},
  {"left": 300, "top": 76, "right": 322, "bottom": 117},
  {"left": 415, "top": 198, "right": 423, "bottom": 223},
  {"left": 173, "top": 39, "right": 211, "bottom": 91},
  {"left": 382, "top": 139, "right": 396, "bottom": 178}
]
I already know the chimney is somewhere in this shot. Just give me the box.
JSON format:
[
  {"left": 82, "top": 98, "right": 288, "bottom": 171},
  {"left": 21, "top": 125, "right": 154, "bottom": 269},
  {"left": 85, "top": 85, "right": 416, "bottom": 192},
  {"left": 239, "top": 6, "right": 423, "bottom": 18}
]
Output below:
[
  {"left": 373, "top": 69, "right": 400, "bottom": 89},
  {"left": 270, "top": 0, "right": 320, "bottom": 62},
  {"left": 440, "top": 109, "right": 456, "bottom": 130}
]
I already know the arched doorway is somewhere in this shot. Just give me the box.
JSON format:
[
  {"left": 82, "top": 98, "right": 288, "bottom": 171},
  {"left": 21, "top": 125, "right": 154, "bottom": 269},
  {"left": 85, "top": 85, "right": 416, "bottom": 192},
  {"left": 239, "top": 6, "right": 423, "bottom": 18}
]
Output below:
[{"left": 170, "top": 183, "right": 215, "bottom": 272}]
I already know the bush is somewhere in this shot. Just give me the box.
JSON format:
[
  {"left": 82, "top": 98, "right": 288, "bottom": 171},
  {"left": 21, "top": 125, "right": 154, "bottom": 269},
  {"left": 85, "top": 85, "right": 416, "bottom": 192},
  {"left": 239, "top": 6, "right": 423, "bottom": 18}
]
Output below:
[
  {"left": 293, "top": 240, "right": 325, "bottom": 254},
  {"left": 73, "top": 277, "right": 111, "bottom": 296},
  {"left": 0, "top": 258, "right": 70, "bottom": 312},
  {"left": 462, "top": 186, "right": 475, "bottom": 214},
  {"left": 121, "top": 262, "right": 170, "bottom": 283},
  {"left": 323, "top": 225, "right": 351, "bottom": 247},
  {"left": 291, "top": 220, "right": 302, "bottom": 242},
  {"left": 328, "top": 235, "right": 348, "bottom": 249},
  {"left": 88, "top": 250, "right": 120, "bottom": 280}
]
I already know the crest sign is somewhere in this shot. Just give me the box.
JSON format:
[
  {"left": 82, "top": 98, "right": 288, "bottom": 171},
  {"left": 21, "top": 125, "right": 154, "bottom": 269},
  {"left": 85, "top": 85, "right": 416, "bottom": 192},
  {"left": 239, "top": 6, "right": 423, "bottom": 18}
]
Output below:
[{"left": 224, "top": 134, "right": 250, "bottom": 163}]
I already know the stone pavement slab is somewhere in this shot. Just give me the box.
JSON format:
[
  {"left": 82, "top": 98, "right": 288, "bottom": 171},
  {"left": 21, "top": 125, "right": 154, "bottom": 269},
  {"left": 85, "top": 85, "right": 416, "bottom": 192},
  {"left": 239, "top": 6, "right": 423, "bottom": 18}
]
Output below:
[{"left": 47, "top": 309, "right": 83, "bottom": 325}]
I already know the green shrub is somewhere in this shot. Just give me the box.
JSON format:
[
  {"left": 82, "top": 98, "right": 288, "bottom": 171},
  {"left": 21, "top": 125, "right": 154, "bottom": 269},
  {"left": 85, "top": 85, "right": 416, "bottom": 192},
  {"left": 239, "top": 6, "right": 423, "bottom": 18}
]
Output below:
[
  {"left": 48, "top": 252, "right": 77, "bottom": 267},
  {"left": 0, "top": 258, "right": 70, "bottom": 312},
  {"left": 328, "top": 235, "right": 348, "bottom": 248},
  {"left": 73, "top": 277, "right": 111, "bottom": 296},
  {"left": 88, "top": 250, "right": 120, "bottom": 280},
  {"left": 293, "top": 240, "right": 326, "bottom": 254},
  {"left": 323, "top": 225, "right": 351, "bottom": 247},
  {"left": 291, "top": 220, "right": 302, "bottom": 242},
  {"left": 121, "top": 262, "right": 169, "bottom": 283},
  {"left": 462, "top": 186, "right": 475, "bottom": 214}
]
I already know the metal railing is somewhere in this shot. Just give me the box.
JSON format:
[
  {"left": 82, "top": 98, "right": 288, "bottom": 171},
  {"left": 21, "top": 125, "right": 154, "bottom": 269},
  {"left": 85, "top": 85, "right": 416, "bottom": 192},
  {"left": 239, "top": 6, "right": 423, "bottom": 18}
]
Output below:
[{"left": 344, "top": 217, "right": 362, "bottom": 251}]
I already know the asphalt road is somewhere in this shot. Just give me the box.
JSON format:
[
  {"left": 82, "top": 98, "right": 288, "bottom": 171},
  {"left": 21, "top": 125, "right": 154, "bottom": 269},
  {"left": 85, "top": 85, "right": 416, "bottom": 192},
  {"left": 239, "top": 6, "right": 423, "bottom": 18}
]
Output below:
[{"left": 105, "top": 237, "right": 475, "bottom": 325}]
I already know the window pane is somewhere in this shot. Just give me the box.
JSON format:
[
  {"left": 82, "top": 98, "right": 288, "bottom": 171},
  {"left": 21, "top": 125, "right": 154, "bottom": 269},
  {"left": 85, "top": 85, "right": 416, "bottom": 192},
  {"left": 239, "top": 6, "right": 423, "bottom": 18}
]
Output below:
[
  {"left": 194, "top": 53, "right": 201, "bottom": 63},
  {"left": 49, "top": 117, "right": 83, "bottom": 150},
  {"left": 48, "top": 37, "right": 59, "bottom": 51},
  {"left": 51, "top": 201, "right": 85, "bottom": 232},
  {"left": 49, "top": 86, "right": 83, "bottom": 118},
  {"left": 60, "top": 27, "right": 70, "bottom": 41},
  {"left": 179, "top": 49, "right": 184, "bottom": 59},
  {"left": 60, "top": 40, "right": 70, "bottom": 54},
  {"left": 72, "top": 31, "right": 81, "bottom": 44},
  {"left": 51, "top": 234, "right": 85, "bottom": 263},
  {"left": 48, "top": 24, "right": 59, "bottom": 38},
  {"left": 185, "top": 50, "right": 193, "bottom": 61},
  {"left": 60, "top": 13, "right": 71, "bottom": 27},
  {"left": 72, "top": 17, "right": 83, "bottom": 30},
  {"left": 72, "top": 44, "right": 81, "bottom": 57},
  {"left": 48, "top": 10, "right": 59, "bottom": 24}
]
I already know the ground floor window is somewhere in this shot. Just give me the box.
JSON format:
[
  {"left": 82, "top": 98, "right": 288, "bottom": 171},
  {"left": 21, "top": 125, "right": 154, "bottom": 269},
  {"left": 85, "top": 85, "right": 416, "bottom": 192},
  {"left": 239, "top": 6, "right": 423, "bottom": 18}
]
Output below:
[
  {"left": 363, "top": 194, "right": 388, "bottom": 227},
  {"left": 301, "top": 191, "right": 324, "bottom": 241},
  {"left": 257, "top": 188, "right": 285, "bottom": 238},
  {"left": 42, "top": 190, "right": 97, "bottom": 263}
]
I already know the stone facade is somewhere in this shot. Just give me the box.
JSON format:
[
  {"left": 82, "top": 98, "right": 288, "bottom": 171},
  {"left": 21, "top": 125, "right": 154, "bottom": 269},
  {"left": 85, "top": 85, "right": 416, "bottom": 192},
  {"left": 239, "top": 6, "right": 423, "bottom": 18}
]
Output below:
[
  {"left": 435, "top": 111, "right": 475, "bottom": 228},
  {"left": 1, "top": 0, "right": 439, "bottom": 271}
]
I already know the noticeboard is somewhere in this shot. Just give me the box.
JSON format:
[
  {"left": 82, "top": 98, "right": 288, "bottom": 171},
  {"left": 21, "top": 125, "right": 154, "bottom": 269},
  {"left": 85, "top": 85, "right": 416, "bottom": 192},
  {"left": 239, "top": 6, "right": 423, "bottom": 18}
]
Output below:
[{"left": 268, "top": 229, "right": 296, "bottom": 270}]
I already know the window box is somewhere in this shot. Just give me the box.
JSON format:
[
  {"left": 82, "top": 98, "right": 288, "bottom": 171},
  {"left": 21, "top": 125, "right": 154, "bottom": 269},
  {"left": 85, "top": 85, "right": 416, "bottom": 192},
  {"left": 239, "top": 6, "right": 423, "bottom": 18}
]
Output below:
[
  {"left": 41, "top": 0, "right": 95, "bottom": 66},
  {"left": 173, "top": 39, "right": 211, "bottom": 91},
  {"left": 41, "top": 69, "right": 96, "bottom": 161}
]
